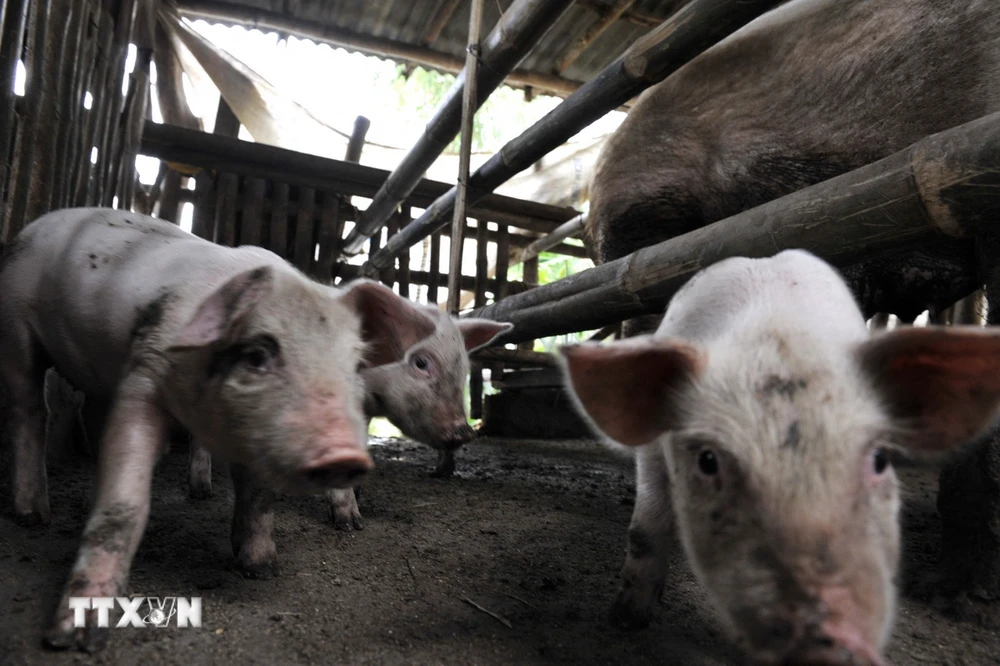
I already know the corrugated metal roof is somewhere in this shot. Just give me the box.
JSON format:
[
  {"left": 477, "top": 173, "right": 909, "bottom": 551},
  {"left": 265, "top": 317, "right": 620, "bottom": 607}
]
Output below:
[{"left": 178, "top": 0, "right": 691, "bottom": 93}]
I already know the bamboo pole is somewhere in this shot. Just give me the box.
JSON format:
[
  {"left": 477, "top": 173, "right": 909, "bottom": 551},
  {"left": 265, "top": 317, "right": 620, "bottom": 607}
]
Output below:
[
  {"left": 344, "top": 115, "right": 370, "bottom": 164},
  {"left": 468, "top": 111, "right": 1000, "bottom": 344},
  {"left": 367, "top": 0, "right": 786, "bottom": 271},
  {"left": 555, "top": 0, "right": 635, "bottom": 75},
  {"left": 173, "top": 0, "right": 581, "bottom": 99},
  {"left": 341, "top": 0, "right": 575, "bottom": 256},
  {"left": 470, "top": 347, "right": 556, "bottom": 367},
  {"left": 576, "top": 0, "right": 675, "bottom": 28},
  {"left": 513, "top": 212, "right": 586, "bottom": 265},
  {"left": 447, "top": 0, "right": 484, "bottom": 315}
]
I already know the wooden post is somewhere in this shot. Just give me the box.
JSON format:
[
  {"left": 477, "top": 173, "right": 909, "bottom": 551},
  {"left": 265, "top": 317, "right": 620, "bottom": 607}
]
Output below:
[
  {"left": 344, "top": 115, "right": 370, "bottom": 164},
  {"left": 241, "top": 177, "right": 266, "bottom": 246},
  {"left": 341, "top": 0, "right": 575, "bottom": 255},
  {"left": 469, "top": 217, "right": 490, "bottom": 418},
  {"left": 495, "top": 223, "right": 510, "bottom": 302},
  {"left": 397, "top": 207, "right": 411, "bottom": 298},
  {"left": 428, "top": 232, "right": 441, "bottom": 305},
  {"left": 269, "top": 181, "right": 290, "bottom": 257},
  {"left": 368, "top": 0, "right": 787, "bottom": 270},
  {"left": 76, "top": 9, "right": 112, "bottom": 206},
  {"left": 518, "top": 256, "right": 538, "bottom": 351},
  {"left": 383, "top": 212, "right": 399, "bottom": 287},
  {"left": 446, "top": 0, "right": 484, "bottom": 315},
  {"left": 0, "top": 0, "right": 28, "bottom": 240},
  {"left": 469, "top": 111, "right": 1000, "bottom": 343},
  {"left": 314, "top": 189, "right": 341, "bottom": 281},
  {"left": 214, "top": 172, "right": 238, "bottom": 245},
  {"left": 293, "top": 186, "right": 316, "bottom": 273}
]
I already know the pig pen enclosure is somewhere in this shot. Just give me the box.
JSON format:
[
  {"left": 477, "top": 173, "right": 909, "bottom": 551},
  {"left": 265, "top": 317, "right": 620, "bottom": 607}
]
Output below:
[{"left": 1, "top": 0, "right": 1000, "bottom": 663}]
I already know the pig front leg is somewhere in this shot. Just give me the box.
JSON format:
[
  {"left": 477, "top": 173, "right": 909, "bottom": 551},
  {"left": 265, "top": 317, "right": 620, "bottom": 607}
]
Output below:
[
  {"left": 44, "top": 378, "right": 167, "bottom": 651},
  {"left": 187, "top": 439, "right": 213, "bottom": 499},
  {"left": 230, "top": 463, "right": 279, "bottom": 578},
  {"left": 430, "top": 449, "right": 455, "bottom": 478},
  {"left": 610, "top": 444, "right": 673, "bottom": 629},
  {"left": 326, "top": 487, "right": 363, "bottom": 531},
  {"left": 2, "top": 332, "right": 51, "bottom": 525}
]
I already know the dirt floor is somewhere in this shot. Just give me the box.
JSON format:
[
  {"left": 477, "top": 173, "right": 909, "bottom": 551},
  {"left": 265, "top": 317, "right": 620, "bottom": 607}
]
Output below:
[{"left": 1, "top": 436, "right": 999, "bottom": 665}]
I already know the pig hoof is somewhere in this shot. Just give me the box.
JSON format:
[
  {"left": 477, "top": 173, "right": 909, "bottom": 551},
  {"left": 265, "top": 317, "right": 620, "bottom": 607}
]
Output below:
[
  {"left": 429, "top": 466, "right": 454, "bottom": 479},
  {"left": 13, "top": 510, "right": 51, "bottom": 527},
  {"left": 430, "top": 451, "right": 455, "bottom": 478},
  {"left": 608, "top": 593, "right": 654, "bottom": 630},
  {"left": 188, "top": 480, "right": 213, "bottom": 500},
  {"left": 332, "top": 510, "right": 364, "bottom": 532},
  {"left": 237, "top": 559, "right": 280, "bottom": 580}
]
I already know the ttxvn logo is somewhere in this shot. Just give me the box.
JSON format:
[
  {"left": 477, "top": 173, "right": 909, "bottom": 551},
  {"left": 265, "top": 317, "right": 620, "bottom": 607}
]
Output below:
[{"left": 68, "top": 597, "right": 202, "bottom": 628}]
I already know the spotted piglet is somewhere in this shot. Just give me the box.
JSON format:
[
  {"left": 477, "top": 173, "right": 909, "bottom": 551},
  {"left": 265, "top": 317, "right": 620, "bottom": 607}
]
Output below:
[{"left": 560, "top": 250, "right": 1000, "bottom": 666}]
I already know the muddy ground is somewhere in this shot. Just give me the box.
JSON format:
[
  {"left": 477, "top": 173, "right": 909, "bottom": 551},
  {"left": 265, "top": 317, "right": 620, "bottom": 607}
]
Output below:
[{"left": 1, "top": 436, "right": 998, "bottom": 665}]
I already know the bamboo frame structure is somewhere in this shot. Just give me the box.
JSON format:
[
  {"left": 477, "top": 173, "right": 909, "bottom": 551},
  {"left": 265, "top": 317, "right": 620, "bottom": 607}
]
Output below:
[
  {"left": 341, "top": 0, "right": 575, "bottom": 255},
  {"left": 364, "top": 0, "right": 787, "bottom": 272},
  {"left": 469, "top": 111, "right": 1000, "bottom": 343}
]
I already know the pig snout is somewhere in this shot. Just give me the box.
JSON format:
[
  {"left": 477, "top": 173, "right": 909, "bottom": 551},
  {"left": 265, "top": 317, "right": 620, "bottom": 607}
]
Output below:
[
  {"left": 303, "top": 448, "right": 373, "bottom": 489},
  {"left": 440, "top": 421, "right": 475, "bottom": 450},
  {"left": 747, "top": 604, "right": 884, "bottom": 666}
]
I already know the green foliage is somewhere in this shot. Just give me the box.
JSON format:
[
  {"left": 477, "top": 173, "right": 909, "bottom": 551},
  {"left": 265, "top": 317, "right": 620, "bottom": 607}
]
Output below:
[{"left": 389, "top": 66, "right": 560, "bottom": 154}]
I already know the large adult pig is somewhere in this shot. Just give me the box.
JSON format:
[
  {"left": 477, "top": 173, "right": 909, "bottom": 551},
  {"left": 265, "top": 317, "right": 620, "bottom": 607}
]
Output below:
[
  {"left": 560, "top": 250, "right": 1000, "bottom": 665},
  {"left": 187, "top": 307, "right": 511, "bottom": 530},
  {"left": 587, "top": 0, "right": 1000, "bottom": 326},
  {"left": 0, "top": 208, "right": 436, "bottom": 651}
]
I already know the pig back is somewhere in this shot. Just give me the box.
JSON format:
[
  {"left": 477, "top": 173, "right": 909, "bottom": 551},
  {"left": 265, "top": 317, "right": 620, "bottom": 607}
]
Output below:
[{"left": 3, "top": 208, "right": 284, "bottom": 397}]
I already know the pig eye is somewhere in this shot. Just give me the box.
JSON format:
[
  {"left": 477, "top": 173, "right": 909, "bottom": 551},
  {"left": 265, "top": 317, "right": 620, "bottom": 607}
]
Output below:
[
  {"left": 697, "top": 450, "right": 719, "bottom": 476},
  {"left": 411, "top": 355, "right": 431, "bottom": 373},
  {"left": 240, "top": 342, "right": 275, "bottom": 373},
  {"left": 872, "top": 448, "right": 890, "bottom": 475}
]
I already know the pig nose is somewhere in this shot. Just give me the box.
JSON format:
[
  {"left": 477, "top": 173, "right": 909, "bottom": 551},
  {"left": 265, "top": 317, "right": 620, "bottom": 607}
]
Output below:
[
  {"left": 443, "top": 422, "right": 475, "bottom": 449},
  {"left": 303, "top": 449, "right": 374, "bottom": 488},
  {"left": 781, "top": 626, "right": 884, "bottom": 666}
]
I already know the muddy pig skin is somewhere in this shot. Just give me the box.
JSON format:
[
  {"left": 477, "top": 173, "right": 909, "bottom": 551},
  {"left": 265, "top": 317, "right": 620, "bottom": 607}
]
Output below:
[
  {"left": 188, "top": 305, "right": 511, "bottom": 530},
  {"left": 0, "top": 208, "right": 437, "bottom": 652},
  {"left": 560, "top": 250, "right": 1000, "bottom": 666}
]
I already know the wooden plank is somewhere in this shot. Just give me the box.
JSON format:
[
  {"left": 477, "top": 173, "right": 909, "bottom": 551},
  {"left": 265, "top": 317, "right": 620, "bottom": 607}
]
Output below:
[
  {"left": 269, "top": 181, "right": 290, "bottom": 257},
  {"left": 293, "top": 186, "right": 316, "bottom": 273},
  {"left": 518, "top": 256, "right": 538, "bottom": 351},
  {"left": 428, "top": 232, "right": 441, "bottom": 305},
  {"left": 314, "top": 189, "right": 340, "bottom": 281},
  {"left": 384, "top": 212, "right": 399, "bottom": 287},
  {"left": 471, "top": 347, "right": 556, "bottom": 367},
  {"left": 139, "top": 122, "right": 578, "bottom": 232},
  {"left": 474, "top": 219, "right": 489, "bottom": 308},
  {"left": 214, "top": 171, "right": 238, "bottom": 246},
  {"left": 241, "top": 177, "right": 266, "bottom": 246},
  {"left": 191, "top": 171, "right": 216, "bottom": 240},
  {"left": 495, "top": 224, "right": 509, "bottom": 301},
  {"left": 397, "top": 208, "right": 411, "bottom": 298}
]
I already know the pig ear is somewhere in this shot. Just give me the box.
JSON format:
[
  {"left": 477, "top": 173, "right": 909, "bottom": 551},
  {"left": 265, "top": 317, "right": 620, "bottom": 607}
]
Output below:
[
  {"left": 456, "top": 319, "right": 514, "bottom": 353},
  {"left": 169, "top": 266, "right": 274, "bottom": 350},
  {"left": 341, "top": 280, "right": 437, "bottom": 367},
  {"left": 559, "top": 338, "right": 703, "bottom": 446},
  {"left": 858, "top": 326, "right": 1000, "bottom": 451}
]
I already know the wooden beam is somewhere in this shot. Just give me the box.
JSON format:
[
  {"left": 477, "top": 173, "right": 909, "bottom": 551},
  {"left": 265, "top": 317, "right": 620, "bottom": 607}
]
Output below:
[
  {"left": 424, "top": 0, "right": 462, "bottom": 46},
  {"left": 513, "top": 213, "right": 586, "bottom": 264},
  {"left": 470, "top": 347, "right": 556, "bottom": 367},
  {"left": 341, "top": 0, "right": 575, "bottom": 256},
  {"left": 555, "top": 0, "right": 635, "bottom": 75},
  {"left": 467, "top": 111, "right": 1000, "bottom": 344},
  {"left": 139, "top": 122, "right": 579, "bottom": 231},
  {"left": 576, "top": 0, "right": 676, "bottom": 28},
  {"left": 366, "top": 0, "right": 787, "bottom": 272},
  {"left": 172, "top": 0, "right": 582, "bottom": 98}
]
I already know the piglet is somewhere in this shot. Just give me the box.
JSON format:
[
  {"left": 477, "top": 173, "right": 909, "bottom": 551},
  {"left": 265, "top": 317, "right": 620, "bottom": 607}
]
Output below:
[
  {"left": 560, "top": 250, "right": 1000, "bottom": 665},
  {"left": 0, "top": 208, "right": 435, "bottom": 651}
]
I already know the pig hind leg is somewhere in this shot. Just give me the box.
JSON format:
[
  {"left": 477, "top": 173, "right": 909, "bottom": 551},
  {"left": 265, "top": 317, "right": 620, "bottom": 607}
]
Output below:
[
  {"left": 610, "top": 445, "right": 674, "bottom": 629},
  {"left": 1, "top": 324, "right": 52, "bottom": 525},
  {"left": 188, "top": 439, "right": 213, "bottom": 499},
  {"left": 230, "top": 463, "right": 280, "bottom": 578},
  {"left": 326, "top": 487, "right": 363, "bottom": 531}
]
